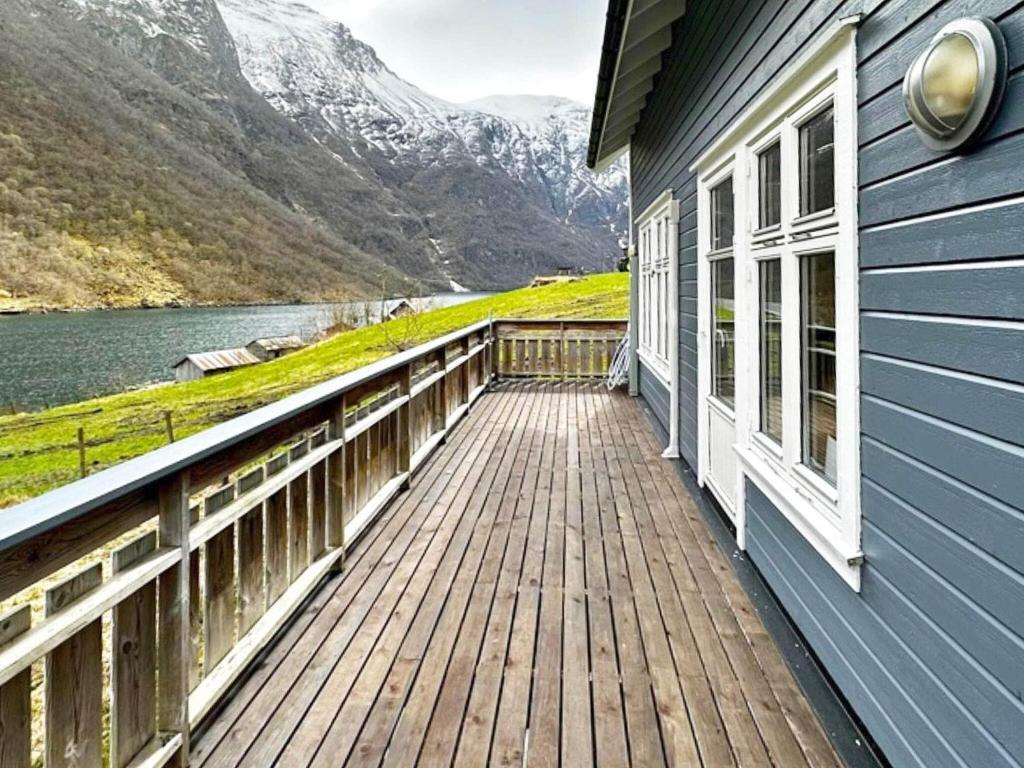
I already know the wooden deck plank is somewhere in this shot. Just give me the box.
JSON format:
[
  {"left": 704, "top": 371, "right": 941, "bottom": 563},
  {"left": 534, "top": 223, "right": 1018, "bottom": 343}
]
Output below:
[
  {"left": 390, "top": 385, "right": 549, "bottom": 767},
  {"left": 488, "top": 384, "right": 562, "bottom": 767},
  {"left": 590, "top": 388, "right": 703, "bottom": 768},
  {"left": 558, "top": 386, "right": 594, "bottom": 768},
  {"left": 360, "top": 383, "right": 542, "bottom": 766},
  {"left": 311, "top": 388, "right": 540, "bottom": 765},
  {"left": 607, "top": 395, "right": 807, "bottom": 767},
  {"left": 589, "top": 395, "right": 670, "bottom": 767},
  {"left": 526, "top": 386, "right": 567, "bottom": 768},
  {"left": 451, "top": 385, "right": 556, "bottom": 768},
  {"left": 578, "top": 388, "right": 631, "bottom": 768},
  {"left": 620, "top": 401, "right": 841, "bottom": 768},
  {"left": 191, "top": 387, "right": 518, "bottom": 767},
  {"left": 594, "top": 389, "right": 756, "bottom": 768},
  {"left": 190, "top": 383, "right": 841, "bottom": 768},
  {"left": 261, "top": 386, "right": 522, "bottom": 765}
]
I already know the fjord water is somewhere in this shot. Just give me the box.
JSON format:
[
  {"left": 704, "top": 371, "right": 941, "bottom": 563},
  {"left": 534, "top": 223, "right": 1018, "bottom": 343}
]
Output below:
[{"left": 0, "top": 295, "right": 488, "bottom": 410}]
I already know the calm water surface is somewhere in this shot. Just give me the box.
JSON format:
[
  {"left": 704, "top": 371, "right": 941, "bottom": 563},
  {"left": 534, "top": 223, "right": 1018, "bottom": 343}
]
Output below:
[{"left": 0, "top": 294, "right": 490, "bottom": 409}]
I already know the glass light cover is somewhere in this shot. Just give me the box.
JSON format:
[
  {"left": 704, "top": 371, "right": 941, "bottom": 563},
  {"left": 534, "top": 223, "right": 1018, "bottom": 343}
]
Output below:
[{"left": 921, "top": 32, "right": 980, "bottom": 129}]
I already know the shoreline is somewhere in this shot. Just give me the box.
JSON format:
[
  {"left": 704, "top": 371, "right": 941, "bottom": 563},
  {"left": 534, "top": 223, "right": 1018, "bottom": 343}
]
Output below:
[{"left": 0, "top": 289, "right": 490, "bottom": 316}]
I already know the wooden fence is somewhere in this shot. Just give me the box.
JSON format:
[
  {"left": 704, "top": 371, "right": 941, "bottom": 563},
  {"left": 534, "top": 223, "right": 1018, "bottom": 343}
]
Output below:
[
  {"left": 493, "top": 319, "right": 626, "bottom": 379},
  {"left": 0, "top": 318, "right": 623, "bottom": 768}
]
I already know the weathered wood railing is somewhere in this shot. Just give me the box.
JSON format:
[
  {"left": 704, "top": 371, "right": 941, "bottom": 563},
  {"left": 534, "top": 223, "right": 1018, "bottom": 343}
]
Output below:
[
  {"left": 0, "top": 318, "right": 622, "bottom": 767},
  {"left": 493, "top": 318, "right": 626, "bottom": 379}
]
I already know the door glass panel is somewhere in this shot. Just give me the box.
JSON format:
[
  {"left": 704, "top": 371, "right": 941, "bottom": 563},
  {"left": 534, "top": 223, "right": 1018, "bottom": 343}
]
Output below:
[
  {"left": 759, "top": 259, "right": 783, "bottom": 443},
  {"left": 799, "top": 107, "right": 835, "bottom": 216},
  {"left": 758, "top": 142, "right": 782, "bottom": 229},
  {"left": 710, "top": 177, "right": 734, "bottom": 250},
  {"left": 711, "top": 258, "right": 735, "bottom": 408},
  {"left": 801, "top": 252, "right": 836, "bottom": 484}
]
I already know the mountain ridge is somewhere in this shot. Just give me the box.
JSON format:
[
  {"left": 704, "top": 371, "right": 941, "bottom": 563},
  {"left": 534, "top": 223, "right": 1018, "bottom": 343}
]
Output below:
[{"left": 0, "top": 0, "right": 626, "bottom": 309}]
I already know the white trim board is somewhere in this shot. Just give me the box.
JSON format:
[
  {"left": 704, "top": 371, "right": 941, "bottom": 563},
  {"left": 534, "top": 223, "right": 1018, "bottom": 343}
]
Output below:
[
  {"left": 693, "top": 18, "right": 862, "bottom": 590},
  {"left": 635, "top": 189, "right": 681, "bottom": 458}
]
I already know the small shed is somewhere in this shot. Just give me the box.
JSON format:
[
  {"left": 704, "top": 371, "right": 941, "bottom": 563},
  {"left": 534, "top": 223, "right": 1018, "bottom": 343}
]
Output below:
[
  {"left": 247, "top": 336, "right": 305, "bottom": 362},
  {"left": 384, "top": 299, "right": 416, "bottom": 319},
  {"left": 174, "top": 348, "right": 261, "bottom": 382}
]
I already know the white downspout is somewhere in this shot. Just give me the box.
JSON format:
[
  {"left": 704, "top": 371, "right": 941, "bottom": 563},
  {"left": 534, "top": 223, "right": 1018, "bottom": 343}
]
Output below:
[
  {"left": 627, "top": 154, "right": 640, "bottom": 397},
  {"left": 662, "top": 199, "right": 681, "bottom": 459}
]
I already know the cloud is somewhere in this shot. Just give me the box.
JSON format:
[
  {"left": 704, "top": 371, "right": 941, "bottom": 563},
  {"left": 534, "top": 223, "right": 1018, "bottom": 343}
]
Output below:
[{"left": 298, "top": 0, "right": 607, "bottom": 104}]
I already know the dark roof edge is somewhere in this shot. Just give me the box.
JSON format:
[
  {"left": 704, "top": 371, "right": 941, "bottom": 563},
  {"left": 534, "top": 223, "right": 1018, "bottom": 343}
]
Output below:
[{"left": 587, "top": 0, "right": 630, "bottom": 169}]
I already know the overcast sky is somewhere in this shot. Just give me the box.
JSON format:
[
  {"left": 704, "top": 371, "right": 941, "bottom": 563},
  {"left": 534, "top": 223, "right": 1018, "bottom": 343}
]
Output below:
[{"left": 301, "top": 0, "right": 608, "bottom": 105}]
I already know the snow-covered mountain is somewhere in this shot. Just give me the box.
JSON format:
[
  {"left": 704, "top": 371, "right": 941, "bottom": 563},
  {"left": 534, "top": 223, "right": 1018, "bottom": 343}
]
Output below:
[
  {"left": 25, "top": 0, "right": 627, "bottom": 297},
  {"left": 218, "top": 0, "right": 627, "bottom": 243}
]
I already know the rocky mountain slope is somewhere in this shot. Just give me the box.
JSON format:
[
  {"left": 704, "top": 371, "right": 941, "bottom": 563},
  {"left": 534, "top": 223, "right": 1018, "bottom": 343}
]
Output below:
[
  {"left": 218, "top": 0, "right": 628, "bottom": 289},
  {"left": 0, "top": 0, "right": 626, "bottom": 309}
]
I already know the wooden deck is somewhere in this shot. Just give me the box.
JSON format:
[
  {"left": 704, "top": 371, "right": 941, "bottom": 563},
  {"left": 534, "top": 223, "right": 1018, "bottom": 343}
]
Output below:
[{"left": 190, "top": 382, "right": 840, "bottom": 768}]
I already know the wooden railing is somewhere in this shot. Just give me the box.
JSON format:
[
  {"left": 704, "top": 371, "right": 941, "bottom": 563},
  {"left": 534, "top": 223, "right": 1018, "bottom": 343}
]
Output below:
[
  {"left": 0, "top": 318, "right": 622, "bottom": 767},
  {"left": 494, "top": 319, "right": 626, "bottom": 379}
]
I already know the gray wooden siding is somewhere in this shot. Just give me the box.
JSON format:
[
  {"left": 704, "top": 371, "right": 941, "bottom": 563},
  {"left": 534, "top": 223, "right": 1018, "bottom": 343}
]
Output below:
[
  {"left": 637, "top": 361, "right": 670, "bottom": 427},
  {"left": 629, "top": 0, "right": 1024, "bottom": 766}
]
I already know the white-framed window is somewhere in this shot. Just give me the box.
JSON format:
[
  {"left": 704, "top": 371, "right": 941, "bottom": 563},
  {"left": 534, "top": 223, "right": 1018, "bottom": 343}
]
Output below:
[
  {"left": 636, "top": 190, "right": 679, "bottom": 382},
  {"left": 693, "top": 18, "right": 862, "bottom": 589}
]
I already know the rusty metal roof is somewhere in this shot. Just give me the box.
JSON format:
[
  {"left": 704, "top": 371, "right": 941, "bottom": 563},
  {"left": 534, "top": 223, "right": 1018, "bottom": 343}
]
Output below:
[{"left": 176, "top": 348, "right": 262, "bottom": 372}]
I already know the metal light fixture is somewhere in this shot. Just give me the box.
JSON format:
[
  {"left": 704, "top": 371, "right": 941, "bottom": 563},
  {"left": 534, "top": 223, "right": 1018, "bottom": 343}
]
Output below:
[{"left": 903, "top": 17, "right": 1007, "bottom": 151}]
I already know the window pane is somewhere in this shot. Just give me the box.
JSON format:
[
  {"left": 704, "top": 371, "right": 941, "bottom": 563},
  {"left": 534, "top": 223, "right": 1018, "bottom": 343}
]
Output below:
[
  {"left": 799, "top": 107, "right": 835, "bottom": 217},
  {"left": 759, "top": 260, "right": 783, "bottom": 444},
  {"left": 710, "top": 177, "right": 734, "bottom": 250},
  {"left": 801, "top": 253, "right": 837, "bottom": 484},
  {"left": 711, "top": 258, "right": 735, "bottom": 408},
  {"left": 758, "top": 143, "right": 782, "bottom": 229}
]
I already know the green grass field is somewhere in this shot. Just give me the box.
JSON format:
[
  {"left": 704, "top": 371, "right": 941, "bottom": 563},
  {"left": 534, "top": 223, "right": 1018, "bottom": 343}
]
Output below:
[{"left": 0, "top": 273, "right": 628, "bottom": 507}]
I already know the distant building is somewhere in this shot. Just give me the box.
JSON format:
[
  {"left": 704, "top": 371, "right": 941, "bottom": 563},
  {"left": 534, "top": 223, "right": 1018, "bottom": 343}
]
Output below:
[
  {"left": 383, "top": 298, "right": 416, "bottom": 319},
  {"left": 174, "top": 348, "right": 261, "bottom": 382},
  {"left": 247, "top": 336, "right": 305, "bottom": 362}
]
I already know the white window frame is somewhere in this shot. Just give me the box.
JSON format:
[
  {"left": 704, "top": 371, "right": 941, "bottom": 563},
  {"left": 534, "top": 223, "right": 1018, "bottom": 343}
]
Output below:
[
  {"left": 636, "top": 190, "right": 679, "bottom": 384},
  {"left": 692, "top": 17, "right": 862, "bottom": 590}
]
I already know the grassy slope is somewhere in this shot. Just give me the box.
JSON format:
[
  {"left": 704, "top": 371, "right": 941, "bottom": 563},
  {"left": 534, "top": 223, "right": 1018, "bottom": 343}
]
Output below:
[{"left": 0, "top": 273, "right": 627, "bottom": 506}]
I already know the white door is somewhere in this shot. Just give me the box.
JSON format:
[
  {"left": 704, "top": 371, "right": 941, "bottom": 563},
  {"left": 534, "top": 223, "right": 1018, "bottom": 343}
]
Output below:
[{"left": 705, "top": 254, "right": 739, "bottom": 520}]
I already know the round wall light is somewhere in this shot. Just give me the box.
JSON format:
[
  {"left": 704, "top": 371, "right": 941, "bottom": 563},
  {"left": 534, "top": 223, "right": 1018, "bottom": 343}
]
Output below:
[{"left": 903, "top": 17, "right": 1008, "bottom": 151}]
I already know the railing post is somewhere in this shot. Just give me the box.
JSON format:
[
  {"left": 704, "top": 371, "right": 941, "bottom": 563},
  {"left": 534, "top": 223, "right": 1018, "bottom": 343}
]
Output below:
[
  {"left": 398, "top": 363, "right": 413, "bottom": 489},
  {"left": 435, "top": 348, "right": 448, "bottom": 442},
  {"left": 460, "top": 337, "right": 471, "bottom": 407},
  {"left": 491, "top": 320, "right": 500, "bottom": 383},
  {"left": 327, "top": 394, "right": 347, "bottom": 569},
  {"left": 157, "top": 471, "right": 191, "bottom": 767},
  {"left": 560, "top": 321, "right": 567, "bottom": 383},
  {"left": 486, "top": 313, "right": 495, "bottom": 386}
]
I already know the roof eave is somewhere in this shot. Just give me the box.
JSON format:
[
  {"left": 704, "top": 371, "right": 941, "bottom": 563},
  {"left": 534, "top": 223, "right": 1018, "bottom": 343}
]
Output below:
[{"left": 587, "top": 0, "right": 687, "bottom": 170}]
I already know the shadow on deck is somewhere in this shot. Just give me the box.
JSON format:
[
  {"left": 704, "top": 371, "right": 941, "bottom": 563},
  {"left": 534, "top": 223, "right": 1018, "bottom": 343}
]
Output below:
[{"left": 190, "top": 382, "right": 840, "bottom": 768}]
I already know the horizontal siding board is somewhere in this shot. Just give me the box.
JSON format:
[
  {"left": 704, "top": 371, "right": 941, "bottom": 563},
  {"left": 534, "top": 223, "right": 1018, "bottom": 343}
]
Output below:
[
  {"left": 861, "top": 397, "right": 1024, "bottom": 511},
  {"left": 860, "top": 201, "right": 1024, "bottom": 268},
  {"left": 861, "top": 315, "right": 1024, "bottom": 383},
  {"left": 864, "top": 484, "right": 1024, "bottom": 654},
  {"left": 861, "top": 356, "right": 1024, "bottom": 445},
  {"left": 858, "top": 532, "right": 1024, "bottom": 761},
  {"left": 856, "top": 0, "right": 1022, "bottom": 100},
  {"left": 861, "top": 438, "right": 1024, "bottom": 575},
  {"left": 639, "top": 364, "right": 670, "bottom": 434},
  {"left": 860, "top": 131, "right": 1024, "bottom": 227},
  {"left": 746, "top": 485, "right": 969, "bottom": 768},
  {"left": 855, "top": 0, "right": 940, "bottom": 61},
  {"left": 861, "top": 264, "right": 1024, "bottom": 320},
  {"left": 859, "top": 72, "right": 1024, "bottom": 186},
  {"left": 858, "top": 84, "right": 906, "bottom": 145}
]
